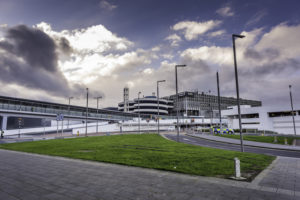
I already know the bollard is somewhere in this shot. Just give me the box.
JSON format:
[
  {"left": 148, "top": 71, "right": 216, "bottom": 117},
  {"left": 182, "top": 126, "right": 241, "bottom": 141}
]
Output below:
[
  {"left": 230, "top": 157, "right": 246, "bottom": 180},
  {"left": 284, "top": 138, "right": 288, "bottom": 145},
  {"left": 234, "top": 157, "right": 241, "bottom": 178}
]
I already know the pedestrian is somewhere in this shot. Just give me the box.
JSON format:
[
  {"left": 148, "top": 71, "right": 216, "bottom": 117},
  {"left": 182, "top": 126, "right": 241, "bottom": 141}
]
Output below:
[{"left": 1, "top": 129, "right": 4, "bottom": 139}]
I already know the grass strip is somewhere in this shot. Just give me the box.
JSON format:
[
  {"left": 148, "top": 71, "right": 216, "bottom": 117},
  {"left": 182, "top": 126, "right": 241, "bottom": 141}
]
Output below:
[
  {"left": 216, "top": 134, "right": 297, "bottom": 145},
  {"left": 0, "top": 134, "right": 275, "bottom": 181}
]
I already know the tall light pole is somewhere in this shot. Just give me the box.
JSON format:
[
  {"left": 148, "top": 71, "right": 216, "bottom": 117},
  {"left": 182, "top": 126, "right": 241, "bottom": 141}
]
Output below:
[
  {"left": 85, "top": 88, "right": 89, "bottom": 137},
  {"left": 216, "top": 72, "right": 222, "bottom": 132},
  {"left": 95, "top": 96, "right": 102, "bottom": 134},
  {"left": 232, "top": 34, "right": 245, "bottom": 152},
  {"left": 289, "top": 85, "right": 297, "bottom": 135},
  {"left": 138, "top": 91, "right": 141, "bottom": 134},
  {"left": 157, "top": 80, "right": 166, "bottom": 135},
  {"left": 208, "top": 90, "right": 213, "bottom": 134},
  {"left": 175, "top": 64, "right": 187, "bottom": 142},
  {"left": 68, "top": 97, "right": 74, "bottom": 129}
]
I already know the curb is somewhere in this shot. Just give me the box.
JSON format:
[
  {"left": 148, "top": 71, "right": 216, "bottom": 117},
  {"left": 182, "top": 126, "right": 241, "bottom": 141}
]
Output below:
[
  {"left": 186, "top": 134, "right": 300, "bottom": 152},
  {"left": 250, "top": 156, "right": 278, "bottom": 185}
]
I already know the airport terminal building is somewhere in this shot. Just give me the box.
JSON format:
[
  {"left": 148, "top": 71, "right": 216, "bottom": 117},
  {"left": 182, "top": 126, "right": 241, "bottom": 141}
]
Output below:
[{"left": 118, "top": 90, "right": 262, "bottom": 118}]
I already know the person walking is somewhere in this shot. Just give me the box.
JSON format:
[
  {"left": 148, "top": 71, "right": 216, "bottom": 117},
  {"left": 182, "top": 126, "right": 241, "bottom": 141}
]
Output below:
[{"left": 1, "top": 129, "right": 4, "bottom": 139}]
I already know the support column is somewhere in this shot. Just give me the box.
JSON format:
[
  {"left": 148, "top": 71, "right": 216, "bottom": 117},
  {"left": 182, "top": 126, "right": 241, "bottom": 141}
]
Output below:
[{"left": 1, "top": 115, "right": 8, "bottom": 130}]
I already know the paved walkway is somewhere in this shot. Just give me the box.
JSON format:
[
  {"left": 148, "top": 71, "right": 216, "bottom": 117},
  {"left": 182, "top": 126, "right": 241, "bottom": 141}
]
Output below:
[
  {"left": 188, "top": 133, "right": 300, "bottom": 151},
  {"left": 0, "top": 149, "right": 299, "bottom": 200}
]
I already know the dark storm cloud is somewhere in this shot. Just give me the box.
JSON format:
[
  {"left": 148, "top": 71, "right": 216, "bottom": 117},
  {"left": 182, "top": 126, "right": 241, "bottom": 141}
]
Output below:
[
  {"left": 58, "top": 36, "right": 72, "bottom": 55},
  {"left": 2, "top": 25, "right": 57, "bottom": 72},
  {"left": 0, "top": 24, "right": 82, "bottom": 96}
]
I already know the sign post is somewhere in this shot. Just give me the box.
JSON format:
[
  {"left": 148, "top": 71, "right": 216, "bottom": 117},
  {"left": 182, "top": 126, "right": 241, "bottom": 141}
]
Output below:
[{"left": 56, "top": 114, "right": 64, "bottom": 137}]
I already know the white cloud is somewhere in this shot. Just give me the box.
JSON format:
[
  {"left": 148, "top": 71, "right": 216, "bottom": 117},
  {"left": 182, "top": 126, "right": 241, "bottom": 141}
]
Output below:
[
  {"left": 216, "top": 6, "right": 234, "bottom": 17},
  {"left": 245, "top": 10, "right": 267, "bottom": 27},
  {"left": 172, "top": 20, "right": 221, "bottom": 40},
  {"left": 181, "top": 46, "right": 232, "bottom": 66},
  {"left": 36, "top": 22, "right": 133, "bottom": 54},
  {"left": 99, "top": 0, "right": 117, "bottom": 11},
  {"left": 254, "top": 23, "right": 300, "bottom": 61},
  {"left": 208, "top": 30, "right": 226, "bottom": 37},
  {"left": 165, "top": 33, "right": 182, "bottom": 46}
]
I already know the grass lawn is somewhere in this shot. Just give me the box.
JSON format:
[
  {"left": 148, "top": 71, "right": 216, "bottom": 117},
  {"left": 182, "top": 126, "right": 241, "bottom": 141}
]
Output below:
[
  {"left": 0, "top": 134, "right": 275, "bottom": 181},
  {"left": 216, "top": 134, "right": 296, "bottom": 145}
]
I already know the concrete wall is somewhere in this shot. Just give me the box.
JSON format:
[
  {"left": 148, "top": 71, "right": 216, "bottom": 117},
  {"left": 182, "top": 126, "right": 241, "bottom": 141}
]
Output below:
[{"left": 222, "top": 106, "right": 300, "bottom": 135}]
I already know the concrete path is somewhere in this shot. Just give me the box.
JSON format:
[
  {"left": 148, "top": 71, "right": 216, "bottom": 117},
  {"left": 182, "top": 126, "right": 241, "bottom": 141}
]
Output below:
[
  {"left": 188, "top": 133, "right": 300, "bottom": 151},
  {"left": 0, "top": 149, "right": 299, "bottom": 200}
]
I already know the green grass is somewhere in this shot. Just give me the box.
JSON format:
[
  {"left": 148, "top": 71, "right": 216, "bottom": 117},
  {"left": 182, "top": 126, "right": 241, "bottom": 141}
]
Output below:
[
  {"left": 216, "top": 134, "right": 297, "bottom": 145},
  {"left": 0, "top": 134, "right": 274, "bottom": 181}
]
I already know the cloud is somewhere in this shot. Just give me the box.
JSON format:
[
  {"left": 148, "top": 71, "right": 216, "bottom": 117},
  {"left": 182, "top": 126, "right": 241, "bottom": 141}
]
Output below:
[
  {"left": 208, "top": 30, "right": 226, "bottom": 37},
  {"left": 0, "top": 25, "right": 84, "bottom": 97},
  {"left": 36, "top": 22, "right": 133, "bottom": 55},
  {"left": 172, "top": 20, "right": 221, "bottom": 40},
  {"left": 1, "top": 25, "right": 57, "bottom": 72},
  {"left": 1, "top": 21, "right": 300, "bottom": 109},
  {"left": 165, "top": 33, "right": 182, "bottom": 46},
  {"left": 216, "top": 6, "right": 234, "bottom": 17},
  {"left": 175, "top": 23, "right": 300, "bottom": 107},
  {"left": 245, "top": 10, "right": 267, "bottom": 27},
  {"left": 99, "top": 0, "right": 117, "bottom": 11}
]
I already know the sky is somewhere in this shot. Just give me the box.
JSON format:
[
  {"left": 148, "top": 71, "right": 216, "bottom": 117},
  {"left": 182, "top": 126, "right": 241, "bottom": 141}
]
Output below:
[{"left": 0, "top": 0, "right": 300, "bottom": 109}]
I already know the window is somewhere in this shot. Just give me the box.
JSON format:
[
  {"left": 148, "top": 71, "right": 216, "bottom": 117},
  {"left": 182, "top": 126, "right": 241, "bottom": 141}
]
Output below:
[{"left": 269, "top": 111, "right": 297, "bottom": 118}]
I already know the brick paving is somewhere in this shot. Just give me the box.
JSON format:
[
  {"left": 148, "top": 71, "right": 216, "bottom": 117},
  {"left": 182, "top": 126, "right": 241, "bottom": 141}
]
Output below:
[{"left": 0, "top": 149, "right": 298, "bottom": 200}]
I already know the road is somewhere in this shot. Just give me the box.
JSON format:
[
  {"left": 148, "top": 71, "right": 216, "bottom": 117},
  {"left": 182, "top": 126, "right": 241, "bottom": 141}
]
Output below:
[{"left": 165, "top": 134, "right": 300, "bottom": 158}]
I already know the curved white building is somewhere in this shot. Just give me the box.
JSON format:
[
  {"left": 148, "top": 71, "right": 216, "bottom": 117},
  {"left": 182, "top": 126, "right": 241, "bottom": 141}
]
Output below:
[{"left": 118, "top": 96, "right": 173, "bottom": 115}]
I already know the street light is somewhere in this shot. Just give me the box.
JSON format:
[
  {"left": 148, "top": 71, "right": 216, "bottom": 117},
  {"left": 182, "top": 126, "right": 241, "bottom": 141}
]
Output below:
[
  {"left": 232, "top": 34, "right": 245, "bottom": 152},
  {"left": 138, "top": 92, "right": 141, "bottom": 134},
  {"left": 216, "top": 72, "right": 222, "bottom": 132},
  {"left": 85, "top": 88, "right": 89, "bottom": 137},
  {"left": 157, "top": 80, "right": 166, "bottom": 135},
  {"left": 94, "top": 96, "right": 102, "bottom": 134},
  {"left": 175, "top": 64, "right": 187, "bottom": 142},
  {"left": 208, "top": 90, "right": 213, "bottom": 134},
  {"left": 289, "top": 85, "right": 297, "bottom": 135},
  {"left": 68, "top": 97, "right": 74, "bottom": 129}
]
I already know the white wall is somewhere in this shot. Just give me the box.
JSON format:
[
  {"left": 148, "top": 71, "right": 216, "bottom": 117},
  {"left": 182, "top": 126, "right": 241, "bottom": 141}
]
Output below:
[{"left": 222, "top": 105, "right": 300, "bottom": 135}]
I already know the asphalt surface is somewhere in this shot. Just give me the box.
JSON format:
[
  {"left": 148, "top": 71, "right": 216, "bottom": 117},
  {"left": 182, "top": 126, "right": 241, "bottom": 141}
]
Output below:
[{"left": 165, "top": 134, "right": 300, "bottom": 158}]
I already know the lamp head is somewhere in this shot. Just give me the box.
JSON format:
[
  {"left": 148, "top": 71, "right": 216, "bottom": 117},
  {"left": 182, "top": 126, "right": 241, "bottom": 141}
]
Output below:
[
  {"left": 157, "top": 80, "right": 166, "bottom": 83},
  {"left": 233, "top": 34, "right": 245, "bottom": 39},
  {"left": 175, "top": 64, "right": 187, "bottom": 68}
]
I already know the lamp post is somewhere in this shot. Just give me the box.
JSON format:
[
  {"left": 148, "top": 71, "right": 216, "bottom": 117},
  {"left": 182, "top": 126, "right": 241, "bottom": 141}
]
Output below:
[
  {"left": 95, "top": 96, "right": 102, "bottom": 134},
  {"left": 138, "top": 92, "right": 141, "bottom": 134},
  {"left": 232, "top": 34, "right": 245, "bottom": 152},
  {"left": 216, "top": 72, "right": 222, "bottom": 132},
  {"left": 157, "top": 80, "right": 166, "bottom": 135},
  {"left": 68, "top": 97, "right": 74, "bottom": 129},
  {"left": 208, "top": 90, "right": 213, "bottom": 134},
  {"left": 175, "top": 64, "right": 187, "bottom": 142},
  {"left": 289, "top": 85, "right": 297, "bottom": 135},
  {"left": 85, "top": 88, "right": 89, "bottom": 137}
]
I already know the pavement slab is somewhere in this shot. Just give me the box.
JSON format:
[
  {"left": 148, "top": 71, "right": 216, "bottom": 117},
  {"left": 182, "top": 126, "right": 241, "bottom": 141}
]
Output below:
[{"left": 0, "top": 149, "right": 299, "bottom": 200}]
